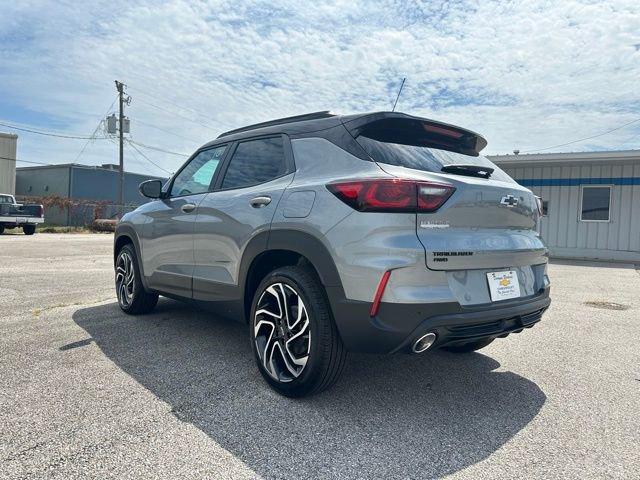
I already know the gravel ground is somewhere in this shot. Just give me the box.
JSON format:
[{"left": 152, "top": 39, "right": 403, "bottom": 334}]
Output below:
[{"left": 1, "top": 233, "right": 638, "bottom": 479}]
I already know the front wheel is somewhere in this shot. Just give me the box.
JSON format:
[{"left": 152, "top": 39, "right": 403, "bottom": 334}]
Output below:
[
  {"left": 23, "top": 225, "right": 36, "bottom": 235},
  {"left": 115, "top": 244, "right": 158, "bottom": 314},
  {"left": 442, "top": 337, "right": 494, "bottom": 353},
  {"left": 250, "top": 265, "right": 346, "bottom": 397}
]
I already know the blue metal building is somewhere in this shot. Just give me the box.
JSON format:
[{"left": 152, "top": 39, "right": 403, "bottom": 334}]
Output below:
[{"left": 15, "top": 163, "right": 166, "bottom": 226}]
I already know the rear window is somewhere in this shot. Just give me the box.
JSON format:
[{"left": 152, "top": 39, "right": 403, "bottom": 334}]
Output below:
[{"left": 356, "top": 136, "right": 513, "bottom": 183}]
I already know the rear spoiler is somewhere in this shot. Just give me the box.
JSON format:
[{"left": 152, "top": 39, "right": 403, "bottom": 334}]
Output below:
[{"left": 341, "top": 112, "right": 487, "bottom": 156}]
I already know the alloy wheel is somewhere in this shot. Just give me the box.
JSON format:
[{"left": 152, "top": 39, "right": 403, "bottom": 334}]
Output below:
[
  {"left": 254, "top": 282, "right": 311, "bottom": 382},
  {"left": 115, "top": 251, "right": 135, "bottom": 308}
]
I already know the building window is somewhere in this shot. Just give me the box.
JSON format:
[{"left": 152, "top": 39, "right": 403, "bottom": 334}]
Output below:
[
  {"left": 580, "top": 186, "right": 611, "bottom": 222},
  {"left": 542, "top": 200, "right": 549, "bottom": 216}
]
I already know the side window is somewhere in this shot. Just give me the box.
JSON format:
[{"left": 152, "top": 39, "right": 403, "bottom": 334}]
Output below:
[
  {"left": 580, "top": 186, "right": 611, "bottom": 222},
  {"left": 221, "top": 137, "right": 287, "bottom": 189},
  {"left": 170, "top": 145, "right": 227, "bottom": 197}
]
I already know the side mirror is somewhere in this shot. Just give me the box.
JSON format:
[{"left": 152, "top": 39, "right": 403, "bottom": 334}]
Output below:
[{"left": 139, "top": 180, "right": 163, "bottom": 199}]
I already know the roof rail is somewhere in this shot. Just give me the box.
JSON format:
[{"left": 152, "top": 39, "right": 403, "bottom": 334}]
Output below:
[{"left": 217, "top": 111, "right": 335, "bottom": 138}]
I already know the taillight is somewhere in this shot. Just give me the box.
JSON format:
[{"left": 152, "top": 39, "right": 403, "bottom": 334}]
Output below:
[
  {"left": 327, "top": 179, "right": 455, "bottom": 213},
  {"left": 37, "top": 205, "right": 44, "bottom": 217}
]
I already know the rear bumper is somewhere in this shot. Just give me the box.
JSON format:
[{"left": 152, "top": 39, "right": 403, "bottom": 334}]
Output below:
[
  {"left": 0, "top": 216, "right": 44, "bottom": 225},
  {"left": 327, "top": 286, "right": 550, "bottom": 353}
]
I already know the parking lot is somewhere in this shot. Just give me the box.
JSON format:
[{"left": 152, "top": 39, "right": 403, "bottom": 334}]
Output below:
[{"left": 1, "top": 233, "right": 638, "bottom": 479}]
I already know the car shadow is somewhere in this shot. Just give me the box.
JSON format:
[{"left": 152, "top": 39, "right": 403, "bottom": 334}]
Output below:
[{"left": 72, "top": 299, "right": 546, "bottom": 479}]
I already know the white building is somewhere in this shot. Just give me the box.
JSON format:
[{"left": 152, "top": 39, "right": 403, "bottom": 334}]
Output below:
[
  {"left": 490, "top": 150, "right": 640, "bottom": 263},
  {"left": 0, "top": 132, "right": 18, "bottom": 195}
]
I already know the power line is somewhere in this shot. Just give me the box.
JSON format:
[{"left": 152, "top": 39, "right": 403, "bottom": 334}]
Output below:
[
  {"left": 129, "top": 87, "right": 228, "bottom": 128},
  {"left": 128, "top": 139, "right": 189, "bottom": 157},
  {"left": 134, "top": 96, "right": 220, "bottom": 132},
  {"left": 521, "top": 117, "right": 640, "bottom": 153},
  {"left": 611, "top": 130, "right": 640, "bottom": 150},
  {"left": 126, "top": 83, "right": 235, "bottom": 130},
  {"left": 125, "top": 139, "right": 173, "bottom": 175},
  {"left": 0, "top": 155, "right": 52, "bottom": 166},
  {"left": 0, "top": 121, "right": 108, "bottom": 140},
  {"left": 135, "top": 119, "right": 202, "bottom": 143},
  {"left": 73, "top": 96, "right": 118, "bottom": 163}
]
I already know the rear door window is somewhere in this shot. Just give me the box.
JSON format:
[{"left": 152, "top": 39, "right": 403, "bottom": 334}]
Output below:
[{"left": 221, "top": 137, "right": 287, "bottom": 189}]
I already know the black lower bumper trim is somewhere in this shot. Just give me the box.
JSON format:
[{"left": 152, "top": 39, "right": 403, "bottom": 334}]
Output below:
[
  {"left": 438, "top": 306, "right": 546, "bottom": 344},
  {"left": 392, "top": 295, "right": 550, "bottom": 353},
  {"left": 326, "top": 285, "right": 551, "bottom": 354}
]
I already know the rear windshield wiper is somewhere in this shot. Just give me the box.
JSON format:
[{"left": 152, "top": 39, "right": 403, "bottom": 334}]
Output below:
[{"left": 441, "top": 164, "right": 494, "bottom": 179}]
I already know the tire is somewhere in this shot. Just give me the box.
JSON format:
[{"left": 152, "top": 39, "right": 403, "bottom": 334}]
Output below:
[
  {"left": 115, "top": 244, "right": 158, "bottom": 314},
  {"left": 250, "top": 265, "right": 347, "bottom": 397},
  {"left": 23, "top": 225, "right": 36, "bottom": 235},
  {"left": 0, "top": 225, "right": 4, "bottom": 235},
  {"left": 442, "top": 337, "right": 495, "bottom": 353}
]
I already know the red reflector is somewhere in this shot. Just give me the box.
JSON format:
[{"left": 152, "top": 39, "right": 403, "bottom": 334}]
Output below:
[
  {"left": 327, "top": 179, "right": 454, "bottom": 213},
  {"left": 370, "top": 270, "right": 391, "bottom": 317},
  {"left": 417, "top": 184, "right": 456, "bottom": 211}
]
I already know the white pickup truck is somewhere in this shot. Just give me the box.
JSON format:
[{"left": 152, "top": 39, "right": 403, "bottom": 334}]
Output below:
[{"left": 0, "top": 194, "right": 44, "bottom": 235}]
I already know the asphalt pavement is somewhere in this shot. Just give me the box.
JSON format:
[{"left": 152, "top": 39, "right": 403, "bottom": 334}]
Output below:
[{"left": 1, "top": 233, "right": 638, "bottom": 479}]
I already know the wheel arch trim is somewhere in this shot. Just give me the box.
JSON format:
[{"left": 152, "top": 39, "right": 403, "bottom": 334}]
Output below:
[
  {"left": 114, "top": 225, "right": 151, "bottom": 291},
  {"left": 238, "top": 229, "right": 345, "bottom": 319}
]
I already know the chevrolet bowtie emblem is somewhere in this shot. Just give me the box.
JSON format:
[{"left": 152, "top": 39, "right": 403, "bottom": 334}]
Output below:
[{"left": 500, "top": 195, "right": 518, "bottom": 207}]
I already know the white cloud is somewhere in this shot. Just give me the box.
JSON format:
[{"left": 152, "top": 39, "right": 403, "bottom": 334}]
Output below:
[{"left": 1, "top": 0, "right": 639, "bottom": 175}]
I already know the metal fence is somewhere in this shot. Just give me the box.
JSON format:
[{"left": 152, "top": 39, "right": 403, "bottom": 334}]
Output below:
[{"left": 15, "top": 195, "right": 141, "bottom": 227}]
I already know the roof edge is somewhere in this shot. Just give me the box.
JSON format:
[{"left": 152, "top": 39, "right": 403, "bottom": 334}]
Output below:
[
  {"left": 488, "top": 149, "right": 640, "bottom": 165},
  {"left": 218, "top": 111, "right": 335, "bottom": 138}
]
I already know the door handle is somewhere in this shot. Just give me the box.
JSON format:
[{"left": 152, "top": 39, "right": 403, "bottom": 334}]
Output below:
[
  {"left": 250, "top": 196, "right": 272, "bottom": 208},
  {"left": 181, "top": 203, "right": 196, "bottom": 213}
]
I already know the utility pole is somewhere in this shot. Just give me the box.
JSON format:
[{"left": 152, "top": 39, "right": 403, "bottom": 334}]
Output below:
[{"left": 115, "top": 80, "right": 125, "bottom": 217}]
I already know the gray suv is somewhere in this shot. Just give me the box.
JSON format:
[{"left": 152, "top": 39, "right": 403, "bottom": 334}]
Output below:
[{"left": 114, "top": 111, "right": 550, "bottom": 397}]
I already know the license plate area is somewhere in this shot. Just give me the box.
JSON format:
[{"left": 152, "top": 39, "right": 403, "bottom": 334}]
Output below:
[{"left": 486, "top": 270, "right": 521, "bottom": 302}]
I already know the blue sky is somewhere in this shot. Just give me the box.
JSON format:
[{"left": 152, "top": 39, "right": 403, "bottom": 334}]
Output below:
[{"left": 1, "top": 0, "right": 639, "bottom": 175}]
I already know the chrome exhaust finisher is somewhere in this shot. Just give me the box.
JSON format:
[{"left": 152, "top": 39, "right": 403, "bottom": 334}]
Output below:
[{"left": 412, "top": 332, "right": 437, "bottom": 353}]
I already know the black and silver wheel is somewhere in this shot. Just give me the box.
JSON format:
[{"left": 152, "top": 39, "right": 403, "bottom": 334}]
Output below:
[
  {"left": 254, "top": 282, "right": 311, "bottom": 382},
  {"left": 250, "top": 265, "right": 346, "bottom": 397},
  {"left": 115, "top": 244, "right": 158, "bottom": 314}
]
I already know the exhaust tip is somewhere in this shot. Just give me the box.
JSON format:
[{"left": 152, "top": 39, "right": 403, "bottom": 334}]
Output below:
[{"left": 412, "top": 332, "right": 437, "bottom": 353}]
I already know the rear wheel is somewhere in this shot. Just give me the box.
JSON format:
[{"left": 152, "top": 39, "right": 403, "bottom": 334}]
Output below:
[
  {"left": 442, "top": 337, "right": 494, "bottom": 353},
  {"left": 0, "top": 225, "right": 4, "bottom": 235},
  {"left": 250, "top": 265, "right": 346, "bottom": 397},
  {"left": 23, "top": 225, "right": 36, "bottom": 235},
  {"left": 115, "top": 244, "right": 158, "bottom": 314}
]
